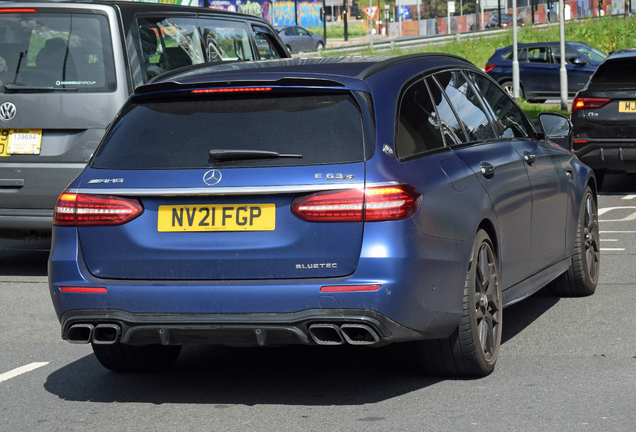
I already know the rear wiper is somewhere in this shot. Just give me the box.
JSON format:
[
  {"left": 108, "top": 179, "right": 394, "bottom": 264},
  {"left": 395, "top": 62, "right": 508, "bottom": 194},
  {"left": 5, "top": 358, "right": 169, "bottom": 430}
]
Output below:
[
  {"left": 209, "top": 149, "right": 302, "bottom": 161},
  {"left": 4, "top": 84, "right": 79, "bottom": 93}
]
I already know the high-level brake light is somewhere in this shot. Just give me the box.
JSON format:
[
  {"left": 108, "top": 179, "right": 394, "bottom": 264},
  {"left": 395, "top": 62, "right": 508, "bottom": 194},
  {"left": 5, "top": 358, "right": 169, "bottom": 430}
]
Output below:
[
  {"left": 0, "top": 8, "right": 37, "bottom": 13},
  {"left": 54, "top": 192, "right": 143, "bottom": 226},
  {"left": 291, "top": 184, "right": 421, "bottom": 222},
  {"left": 192, "top": 87, "right": 272, "bottom": 94}
]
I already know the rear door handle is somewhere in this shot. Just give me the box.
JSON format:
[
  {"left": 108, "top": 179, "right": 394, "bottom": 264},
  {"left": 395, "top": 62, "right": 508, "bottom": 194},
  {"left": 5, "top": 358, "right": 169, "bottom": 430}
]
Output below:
[
  {"left": 480, "top": 162, "right": 495, "bottom": 179},
  {"left": 523, "top": 152, "right": 536, "bottom": 165}
]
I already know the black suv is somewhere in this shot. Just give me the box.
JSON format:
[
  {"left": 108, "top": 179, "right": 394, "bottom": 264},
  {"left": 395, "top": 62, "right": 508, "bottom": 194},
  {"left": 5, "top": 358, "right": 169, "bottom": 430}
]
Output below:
[
  {"left": 0, "top": 1, "right": 288, "bottom": 239},
  {"left": 571, "top": 48, "right": 636, "bottom": 186}
]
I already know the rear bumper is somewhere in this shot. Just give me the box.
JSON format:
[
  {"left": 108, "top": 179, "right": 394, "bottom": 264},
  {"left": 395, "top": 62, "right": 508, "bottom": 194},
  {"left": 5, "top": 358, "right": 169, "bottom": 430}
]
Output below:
[
  {"left": 49, "top": 223, "right": 472, "bottom": 343},
  {"left": 60, "top": 308, "right": 428, "bottom": 347},
  {"left": 573, "top": 140, "right": 636, "bottom": 171}
]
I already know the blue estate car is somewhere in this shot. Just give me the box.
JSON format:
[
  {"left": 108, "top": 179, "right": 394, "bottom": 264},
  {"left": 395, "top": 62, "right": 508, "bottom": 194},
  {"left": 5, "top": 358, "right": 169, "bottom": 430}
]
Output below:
[
  {"left": 48, "top": 55, "right": 600, "bottom": 377},
  {"left": 485, "top": 42, "right": 606, "bottom": 102}
]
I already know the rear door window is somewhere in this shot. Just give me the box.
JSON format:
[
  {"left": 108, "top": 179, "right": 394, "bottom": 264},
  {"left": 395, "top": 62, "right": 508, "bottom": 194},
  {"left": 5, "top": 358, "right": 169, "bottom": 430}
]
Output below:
[
  {"left": 0, "top": 12, "right": 115, "bottom": 92},
  {"left": 468, "top": 71, "right": 533, "bottom": 139},
  {"left": 432, "top": 70, "right": 496, "bottom": 142},
  {"left": 253, "top": 25, "right": 284, "bottom": 59},
  {"left": 92, "top": 93, "right": 366, "bottom": 169},
  {"left": 527, "top": 47, "right": 549, "bottom": 63}
]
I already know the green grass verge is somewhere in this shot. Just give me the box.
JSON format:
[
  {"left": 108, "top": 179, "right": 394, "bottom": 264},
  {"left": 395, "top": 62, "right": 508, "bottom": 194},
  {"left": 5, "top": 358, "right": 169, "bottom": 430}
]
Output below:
[
  {"left": 306, "top": 24, "right": 367, "bottom": 39},
  {"left": 517, "top": 99, "right": 569, "bottom": 119},
  {"left": 326, "top": 16, "right": 636, "bottom": 69}
]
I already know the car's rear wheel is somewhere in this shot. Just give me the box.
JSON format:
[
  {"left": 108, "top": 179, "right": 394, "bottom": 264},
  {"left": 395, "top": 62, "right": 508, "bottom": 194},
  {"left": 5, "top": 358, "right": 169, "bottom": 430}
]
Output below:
[
  {"left": 501, "top": 80, "right": 524, "bottom": 100},
  {"left": 417, "top": 229, "right": 502, "bottom": 377},
  {"left": 547, "top": 186, "right": 599, "bottom": 297},
  {"left": 92, "top": 342, "right": 182, "bottom": 373}
]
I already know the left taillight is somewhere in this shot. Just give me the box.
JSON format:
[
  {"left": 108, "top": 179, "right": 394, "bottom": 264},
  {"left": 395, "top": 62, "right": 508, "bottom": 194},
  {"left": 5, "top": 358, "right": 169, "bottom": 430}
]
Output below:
[
  {"left": 53, "top": 192, "right": 143, "bottom": 226},
  {"left": 291, "top": 184, "right": 421, "bottom": 223}
]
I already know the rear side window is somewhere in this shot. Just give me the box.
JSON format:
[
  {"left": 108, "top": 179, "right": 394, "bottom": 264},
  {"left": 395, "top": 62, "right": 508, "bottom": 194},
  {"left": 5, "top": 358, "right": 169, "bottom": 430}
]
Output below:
[
  {"left": 138, "top": 17, "right": 254, "bottom": 81},
  {"left": 425, "top": 76, "right": 467, "bottom": 146},
  {"left": 0, "top": 12, "right": 115, "bottom": 92},
  {"left": 396, "top": 79, "right": 445, "bottom": 160},
  {"left": 92, "top": 93, "right": 366, "bottom": 169},
  {"left": 591, "top": 58, "right": 636, "bottom": 85},
  {"left": 502, "top": 48, "right": 527, "bottom": 62},
  {"left": 527, "top": 47, "right": 548, "bottom": 63},
  {"left": 253, "top": 26, "right": 284, "bottom": 60}
]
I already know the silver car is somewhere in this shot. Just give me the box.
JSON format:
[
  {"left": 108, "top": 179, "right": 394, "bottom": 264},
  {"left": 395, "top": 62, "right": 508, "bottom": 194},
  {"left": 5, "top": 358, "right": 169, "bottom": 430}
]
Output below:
[{"left": 275, "top": 25, "right": 325, "bottom": 52}]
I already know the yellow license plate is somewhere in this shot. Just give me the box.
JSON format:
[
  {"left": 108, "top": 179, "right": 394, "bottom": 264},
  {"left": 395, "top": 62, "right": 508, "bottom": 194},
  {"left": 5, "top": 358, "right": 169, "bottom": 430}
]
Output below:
[
  {"left": 158, "top": 203, "right": 275, "bottom": 232},
  {"left": 619, "top": 101, "right": 636, "bottom": 113},
  {"left": 0, "top": 129, "right": 42, "bottom": 156}
]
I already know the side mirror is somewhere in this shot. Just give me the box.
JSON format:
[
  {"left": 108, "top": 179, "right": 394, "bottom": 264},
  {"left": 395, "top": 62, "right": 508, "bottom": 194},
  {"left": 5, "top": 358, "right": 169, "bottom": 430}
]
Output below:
[
  {"left": 538, "top": 112, "right": 572, "bottom": 148},
  {"left": 572, "top": 57, "right": 587, "bottom": 65}
]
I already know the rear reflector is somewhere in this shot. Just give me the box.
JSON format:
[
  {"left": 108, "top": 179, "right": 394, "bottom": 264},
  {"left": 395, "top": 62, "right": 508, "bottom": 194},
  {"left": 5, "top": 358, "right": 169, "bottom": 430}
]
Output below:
[
  {"left": 192, "top": 87, "right": 272, "bottom": 93},
  {"left": 571, "top": 97, "right": 611, "bottom": 111},
  {"left": 291, "top": 184, "right": 421, "bottom": 223},
  {"left": 320, "top": 285, "right": 381, "bottom": 292},
  {"left": 573, "top": 139, "right": 588, "bottom": 144},
  {"left": 54, "top": 192, "right": 143, "bottom": 226},
  {"left": 0, "top": 8, "right": 37, "bottom": 13},
  {"left": 60, "top": 287, "right": 108, "bottom": 293}
]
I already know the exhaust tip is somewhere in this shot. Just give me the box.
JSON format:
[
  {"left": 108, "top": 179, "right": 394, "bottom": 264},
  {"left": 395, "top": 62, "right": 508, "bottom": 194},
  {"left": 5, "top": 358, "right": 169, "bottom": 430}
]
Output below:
[
  {"left": 308, "top": 324, "right": 344, "bottom": 345},
  {"left": 92, "top": 324, "right": 121, "bottom": 345},
  {"left": 67, "top": 324, "right": 94, "bottom": 344},
  {"left": 340, "top": 324, "right": 380, "bottom": 345}
]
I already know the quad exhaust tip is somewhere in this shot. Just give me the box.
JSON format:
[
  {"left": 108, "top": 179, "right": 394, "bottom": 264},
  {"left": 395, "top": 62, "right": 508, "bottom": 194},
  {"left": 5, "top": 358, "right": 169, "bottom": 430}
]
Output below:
[
  {"left": 308, "top": 324, "right": 344, "bottom": 345},
  {"left": 67, "top": 323, "right": 121, "bottom": 344},
  {"left": 67, "top": 323, "right": 94, "bottom": 344},
  {"left": 340, "top": 324, "right": 380, "bottom": 345},
  {"left": 92, "top": 324, "right": 121, "bottom": 345}
]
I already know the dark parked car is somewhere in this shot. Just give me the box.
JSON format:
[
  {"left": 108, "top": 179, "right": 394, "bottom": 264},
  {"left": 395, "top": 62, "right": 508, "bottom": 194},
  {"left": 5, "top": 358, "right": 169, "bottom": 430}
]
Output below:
[
  {"left": 485, "top": 13, "right": 524, "bottom": 29},
  {"left": 485, "top": 42, "right": 606, "bottom": 102},
  {"left": 275, "top": 25, "right": 325, "bottom": 52},
  {"left": 0, "top": 1, "right": 288, "bottom": 240},
  {"left": 571, "top": 48, "right": 636, "bottom": 187},
  {"left": 48, "top": 55, "right": 599, "bottom": 377}
]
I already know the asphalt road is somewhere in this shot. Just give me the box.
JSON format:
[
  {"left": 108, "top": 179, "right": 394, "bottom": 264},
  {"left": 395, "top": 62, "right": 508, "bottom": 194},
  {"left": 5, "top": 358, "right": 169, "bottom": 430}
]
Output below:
[{"left": 1, "top": 173, "right": 635, "bottom": 432}]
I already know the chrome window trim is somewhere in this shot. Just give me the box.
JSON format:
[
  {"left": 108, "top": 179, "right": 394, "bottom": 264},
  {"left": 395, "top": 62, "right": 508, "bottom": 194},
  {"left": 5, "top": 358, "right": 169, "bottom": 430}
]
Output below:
[{"left": 71, "top": 181, "right": 401, "bottom": 196}]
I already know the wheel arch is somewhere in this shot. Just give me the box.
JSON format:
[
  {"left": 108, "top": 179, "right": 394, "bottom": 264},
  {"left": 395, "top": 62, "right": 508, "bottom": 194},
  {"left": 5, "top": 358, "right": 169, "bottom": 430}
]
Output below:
[{"left": 477, "top": 218, "right": 499, "bottom": 259}]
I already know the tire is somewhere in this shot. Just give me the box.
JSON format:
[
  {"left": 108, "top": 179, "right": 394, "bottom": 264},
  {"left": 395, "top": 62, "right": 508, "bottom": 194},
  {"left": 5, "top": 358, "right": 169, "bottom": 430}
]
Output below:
[
  {"left": 547, "top": 186, "right": 600, "bottom": 297},
  {"left": 417, "top": 230, "right": 502, "bottom": 377},
  {"left": 316, "top": 41, "right": 325, "bottom": 50},
  {"left": 285, "top": 45, "right": 292, "bottom": 53},
  {"left": 501, "top": 80, "right": 524, "bottom": 100},
  {"left": 92, "top": 342, "right": 182, "bottom": 373}
]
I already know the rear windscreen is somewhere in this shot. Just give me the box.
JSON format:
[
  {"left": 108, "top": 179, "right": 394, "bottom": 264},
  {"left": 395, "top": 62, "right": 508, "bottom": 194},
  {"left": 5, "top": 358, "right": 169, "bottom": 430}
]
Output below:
[
  {"left": 591, "top": 58, "right": 636, "bottom": 85},
  {"left": 0, "top": 12, "right": 116, "bottom": 92},
  {"left": 91, "top": 93, "right": 366, "bottom": 169}
]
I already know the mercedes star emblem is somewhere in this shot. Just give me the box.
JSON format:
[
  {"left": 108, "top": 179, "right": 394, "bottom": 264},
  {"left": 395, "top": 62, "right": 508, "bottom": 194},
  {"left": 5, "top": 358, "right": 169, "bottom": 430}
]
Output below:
[
  {"left": 203, "top": 169, "right": 222, "bottom": 186},
  {"left": 0, "top": 102, "right": 16, "bottom": 122}
]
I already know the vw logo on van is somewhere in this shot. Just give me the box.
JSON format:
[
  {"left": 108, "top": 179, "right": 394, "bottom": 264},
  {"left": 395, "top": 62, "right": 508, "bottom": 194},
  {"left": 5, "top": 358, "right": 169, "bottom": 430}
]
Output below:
[
  {"left": 0, "top": 102, "right": 16, "bottom": 122},
  {"left": 203, "top": 169, "right": 222, "bottom": 186}
]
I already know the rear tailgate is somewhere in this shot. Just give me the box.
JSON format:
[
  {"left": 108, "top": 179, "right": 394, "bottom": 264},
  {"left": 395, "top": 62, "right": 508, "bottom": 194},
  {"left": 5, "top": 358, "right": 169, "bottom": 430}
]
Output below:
[{"left": 74, "top": 89, "right": 373, "bottom": 280}]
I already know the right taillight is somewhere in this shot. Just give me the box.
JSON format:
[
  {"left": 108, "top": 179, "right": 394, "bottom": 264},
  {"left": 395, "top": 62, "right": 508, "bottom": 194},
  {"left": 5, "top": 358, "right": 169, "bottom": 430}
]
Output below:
[
  {"left": 291, "top": 184, "right": 421, "bottom": 223},
  {"left": 571, "top": 96, "right": 611, "bottom": 111},
  {"left": 484, "top": 63, "right": 495, "bottom": 73},
  {"left": 53, "top": 192, "right": 143, "bottom": 226}
]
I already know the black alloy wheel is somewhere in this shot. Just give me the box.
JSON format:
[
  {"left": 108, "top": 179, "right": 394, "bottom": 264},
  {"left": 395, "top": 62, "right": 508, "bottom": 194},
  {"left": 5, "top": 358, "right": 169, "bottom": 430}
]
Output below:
[{"left": 547, "top": 186, "right": 600, "bottom": 296}]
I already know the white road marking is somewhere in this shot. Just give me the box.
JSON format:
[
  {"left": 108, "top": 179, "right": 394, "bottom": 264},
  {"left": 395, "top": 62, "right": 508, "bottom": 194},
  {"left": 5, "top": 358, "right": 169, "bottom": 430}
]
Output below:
[
  {"left": 598, "top": 206, "right": 636, "bottom": 221},
  {"left": 600, "top": 231, "right": 636, "bottom": 233},
  {"left": 601, "top": 248, "right": 625, "bottom": 251},
  {"left": 602, "top": 239, "right": 618, "bottom": 241},
  {"left": 0, "top": 362, "right": 49, "bottom": 383},
  {"left": 622, "top": 195, "right": 636, "bottom": 200}
]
